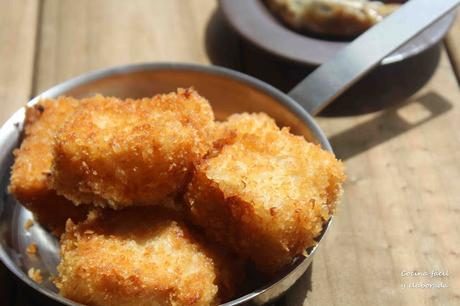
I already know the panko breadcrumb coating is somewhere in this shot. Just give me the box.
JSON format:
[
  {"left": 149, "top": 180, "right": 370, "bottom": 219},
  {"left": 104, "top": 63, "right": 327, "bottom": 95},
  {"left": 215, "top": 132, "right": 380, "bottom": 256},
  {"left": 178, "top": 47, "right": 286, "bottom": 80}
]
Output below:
[
  {"left": 55, "top": 208, "right": 244, "bottom": 306},
  {"left": 28, "top": 268, "right": 43, "bottom": 283},
  {"left": 24, "top": 219, "right": 34, "bottom": 231},
  {"left": 50, "top": 89, "right": 214, "bottom": 209},
  {"left": 26, "top": 243, "right": 38, "bottom": 255},
  {"left": 8, "top": 99, "right": 88, "bottom": 235},
  {"left": 212, "top": 113, "right": 278, "bottom": 147},
  {"left": 186, "top": 113, "right": 345, "bottom": 275}
]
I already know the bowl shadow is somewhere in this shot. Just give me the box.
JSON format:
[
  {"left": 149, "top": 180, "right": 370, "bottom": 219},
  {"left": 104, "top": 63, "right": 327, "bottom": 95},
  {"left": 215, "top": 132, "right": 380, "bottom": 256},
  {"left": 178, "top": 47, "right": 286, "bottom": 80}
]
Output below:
[
  {"left": 329, "top": 91, "right": 453, "bottom": 161},
  {"left": 205, "top": 8, "right": 442, "bottom": 117}
]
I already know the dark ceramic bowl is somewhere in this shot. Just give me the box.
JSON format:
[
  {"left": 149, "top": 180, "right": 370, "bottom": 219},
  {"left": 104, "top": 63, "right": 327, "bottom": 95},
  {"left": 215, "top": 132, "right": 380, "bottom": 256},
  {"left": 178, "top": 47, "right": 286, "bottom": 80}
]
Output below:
[{"left": 219, "top": 0, "right": 456, "bottom": 66}]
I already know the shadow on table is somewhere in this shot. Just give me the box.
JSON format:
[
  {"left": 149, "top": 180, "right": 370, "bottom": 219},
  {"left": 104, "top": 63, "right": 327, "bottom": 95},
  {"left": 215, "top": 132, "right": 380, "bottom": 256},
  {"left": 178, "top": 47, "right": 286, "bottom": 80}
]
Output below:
[
  {"left": 205, "top": 8, "right": 442, "bottom": 116},
  {"left": 205, "top": 8, "right": 243, "bottom": 72},
  {"left": 329, "top": 91, "right": 453, "bottom": 160}
]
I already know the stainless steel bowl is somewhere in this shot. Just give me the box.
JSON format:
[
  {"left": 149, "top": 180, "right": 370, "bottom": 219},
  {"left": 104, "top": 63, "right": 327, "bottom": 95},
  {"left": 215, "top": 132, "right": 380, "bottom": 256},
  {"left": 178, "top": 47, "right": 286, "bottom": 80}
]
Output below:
[{"left": 0, "top": 63, "right": 333, "bottom": 305}]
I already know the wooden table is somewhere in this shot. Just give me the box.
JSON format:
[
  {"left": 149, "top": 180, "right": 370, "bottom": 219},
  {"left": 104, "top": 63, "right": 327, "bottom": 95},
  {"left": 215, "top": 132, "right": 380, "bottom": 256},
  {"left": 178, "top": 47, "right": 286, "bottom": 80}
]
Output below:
[{"left": 0, "top": 1, "right": 459, "bottom": 305}]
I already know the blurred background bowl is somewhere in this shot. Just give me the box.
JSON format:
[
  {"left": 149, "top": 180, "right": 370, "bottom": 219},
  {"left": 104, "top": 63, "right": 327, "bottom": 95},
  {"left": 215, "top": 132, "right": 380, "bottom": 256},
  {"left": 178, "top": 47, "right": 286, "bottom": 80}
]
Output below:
[
  {"left": 219, "top": 0, "right": 455, "bottom": 66},
  {"left": 216, "top": 0, "right": 457, "bottom": 115}
]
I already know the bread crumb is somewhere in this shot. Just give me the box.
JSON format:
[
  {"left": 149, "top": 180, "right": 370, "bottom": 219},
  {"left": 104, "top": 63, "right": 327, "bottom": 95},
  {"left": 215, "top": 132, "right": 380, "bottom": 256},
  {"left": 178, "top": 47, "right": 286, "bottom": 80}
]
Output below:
[
  {"left": 24, "top": 219, "right": 34, "bottom": 231},
  {"left": 26, "top": 243, "right": 38, "bottom": 255},
  {"left": 28, "top": 268, "right": 42, "bottom": 283}
]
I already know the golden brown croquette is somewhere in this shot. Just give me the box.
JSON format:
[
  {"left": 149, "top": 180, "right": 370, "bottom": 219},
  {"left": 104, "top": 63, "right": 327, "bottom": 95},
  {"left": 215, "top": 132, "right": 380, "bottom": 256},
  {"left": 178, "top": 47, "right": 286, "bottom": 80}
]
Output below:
[
  {"left": 185, "top": 113, "right": 345, "bottom": 275},
  {"left": 55, "top": 208, "right": 244, "bottom": 306},
  {"left": 50, "top": 89, "right": 214, "bottom": 209},
  {"left": 8, "top": 99, "right": 88, "bottom": 235}
]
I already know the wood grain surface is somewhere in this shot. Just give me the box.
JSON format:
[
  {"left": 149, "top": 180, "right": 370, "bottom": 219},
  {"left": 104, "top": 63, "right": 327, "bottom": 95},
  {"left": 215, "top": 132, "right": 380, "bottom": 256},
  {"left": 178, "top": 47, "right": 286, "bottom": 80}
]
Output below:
[
  {"left": 0, "top": 1, "right": 459, "bottom": 305},
  {"left": 0, "top": 0, "right": 38, "bottom": 123}
]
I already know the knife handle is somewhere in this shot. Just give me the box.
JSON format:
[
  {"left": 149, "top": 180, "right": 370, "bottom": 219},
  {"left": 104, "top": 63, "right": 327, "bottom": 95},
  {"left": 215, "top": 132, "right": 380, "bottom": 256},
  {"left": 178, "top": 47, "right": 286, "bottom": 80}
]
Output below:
[{"left": 288, "top": 0, "right": 460, "bottom": 116}]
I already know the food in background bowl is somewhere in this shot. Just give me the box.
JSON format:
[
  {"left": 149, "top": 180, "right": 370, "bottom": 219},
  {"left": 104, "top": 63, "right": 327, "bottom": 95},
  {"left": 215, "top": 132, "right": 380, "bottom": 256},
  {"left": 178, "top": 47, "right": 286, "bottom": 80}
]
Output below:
[
  {"left": 9, "top": 89, "right": 345, "bottom": 305},
  {"left": 265, "top": 0, "right": 400, "bottom": 37}
]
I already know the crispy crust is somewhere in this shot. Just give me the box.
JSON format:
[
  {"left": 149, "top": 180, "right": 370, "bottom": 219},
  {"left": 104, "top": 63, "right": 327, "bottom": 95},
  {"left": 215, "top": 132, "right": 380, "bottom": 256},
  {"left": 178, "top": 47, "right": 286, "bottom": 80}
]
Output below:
[
  {"left": 186, "top": 113, "right": 345, "bottom": 275},
  {"left": 55, "top": 208, "right": 244, "bottom": 306},
  {"left": 209, "top": 113, "right": 279, "bottom": 159},
  {"left": 266, "top": 0, "right": 399, "bottom": 37},
  {"left": 8, "top": 99, "right": 88, "bottom": 235},
  {"left": 50, "top": 89, "right": 214, "bottom": 209}
]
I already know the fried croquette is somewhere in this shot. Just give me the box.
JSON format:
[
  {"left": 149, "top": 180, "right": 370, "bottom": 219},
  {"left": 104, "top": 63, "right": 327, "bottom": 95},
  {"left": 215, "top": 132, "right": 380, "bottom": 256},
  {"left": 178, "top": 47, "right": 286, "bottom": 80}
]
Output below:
[
  {"left": 185, "top": 113, "right": 345, "bottom": 275},
  {"left": 50, "top": 88, "right": 214, "bottom": 209},
  {"left": 55, "top": 208, "right": 244, "bottom": 306},
  {"left": 8, "top": 99, "right": 88, "bottom": 235}
]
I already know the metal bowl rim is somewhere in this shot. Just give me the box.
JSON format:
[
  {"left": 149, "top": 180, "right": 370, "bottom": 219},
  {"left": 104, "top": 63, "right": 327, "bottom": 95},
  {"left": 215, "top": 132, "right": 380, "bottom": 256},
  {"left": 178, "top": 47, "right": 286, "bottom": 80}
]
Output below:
[{"left": 0, "top": 62, "right": 334, "bottom": 305}]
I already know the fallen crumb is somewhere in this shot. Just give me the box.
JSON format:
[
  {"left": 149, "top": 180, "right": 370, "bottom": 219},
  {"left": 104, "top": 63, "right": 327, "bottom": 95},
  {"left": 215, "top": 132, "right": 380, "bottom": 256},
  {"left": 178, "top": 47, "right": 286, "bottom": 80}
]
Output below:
[
  {"left": 26, "top": 243, "right": 38, "bottom": 255},
  {"left": 48, "top": 275, "right": 57, "bottom": 282},
  {"left": 24, "top": 219, "right": 34, "bottom": 231},
  {"left": 28, "top": 268, "right": 42, "bottom": 283}
]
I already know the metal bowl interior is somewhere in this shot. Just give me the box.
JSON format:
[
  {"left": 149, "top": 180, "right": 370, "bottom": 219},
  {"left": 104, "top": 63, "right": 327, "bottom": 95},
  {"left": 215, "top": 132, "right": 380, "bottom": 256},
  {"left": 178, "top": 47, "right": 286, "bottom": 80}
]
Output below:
[{"left": 0, "top": 63, "right": 333, "bottom": 305}]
